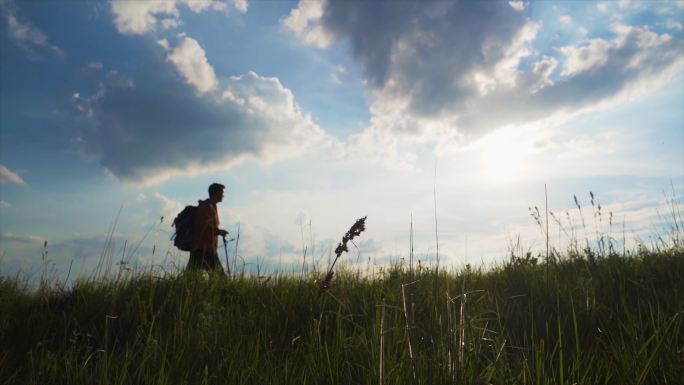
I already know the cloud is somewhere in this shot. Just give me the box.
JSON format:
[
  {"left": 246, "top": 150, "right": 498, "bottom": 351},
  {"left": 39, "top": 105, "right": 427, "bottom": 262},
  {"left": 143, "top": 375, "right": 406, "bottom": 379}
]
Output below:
[
  {"left": 0, "top": 164, "right": 25, "bottom": 185},
  {"left": 339, "top": 125, "right": 417, "bottom": 170},
  {"left": 665, "top": 19, "right": 683, "bottom": 31},
  {"left": 157, "top": 38, "right": 170, "bottom": 50},
  {"left": 331, "top": 64, "right": 350, "bottom": 85},
  {"left": 48, "top": 233, "right": 133, "bottom": 260},
  {"left": 509, "top": 2, "right": 526, "bottom": 12},
  {"left": 0, "top": 200, "right": 10, "bottom": 209},
  {"left": 160, "top": 17, "right": 182, "bottom": 31},
  {"left": 87, "top": 61, "right": 104, "bottom": 70},
  {"left": 152, "top": 192, "right": 184, "bottom": 223},
  {"left": 72, "top": 40, "right": 330, "bottom": 185},
  {"left": 0, "top": 0, "right": 64, "bottom": 58},
  {"left": 111, "top": 1, "right": 178, "bottom": 35},
  {"left": 559, "top": 24, "right": 677, "bottom": 78},
  {"left": 165, "top": 37, "right": 218, "bottom": 94},
  {"left": 110, "top": 0, "right": 248, "bottom": 35},
  {"left": 284, "top": 1, "right": 682, "bottom": 159},
  {"left": 281, "top": 0, "right": 331, "bottom": 48},
  {"left": 285, "top": 1, "right": 532, "bottom": 146},
  {"left": 0, "top": 232, "right": 43, "bottom": 245},
  {"left": 559, "top": 38, "right": 611, "bottom": 77},
  {"left": 553, "top": 132, "right": 619, "bottom": 159}
]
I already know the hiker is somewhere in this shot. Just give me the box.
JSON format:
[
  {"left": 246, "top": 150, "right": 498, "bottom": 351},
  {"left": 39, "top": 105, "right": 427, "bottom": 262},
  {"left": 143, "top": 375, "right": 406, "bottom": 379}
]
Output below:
[{"left": 186, "top": 183, "right": 229, "bottom": 274}]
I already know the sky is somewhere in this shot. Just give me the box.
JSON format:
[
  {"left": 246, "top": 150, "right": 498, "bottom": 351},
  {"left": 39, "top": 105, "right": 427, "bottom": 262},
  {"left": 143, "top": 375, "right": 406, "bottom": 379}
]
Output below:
[{"left": 0, "top": 0, "right": 682, "bottom": 283}]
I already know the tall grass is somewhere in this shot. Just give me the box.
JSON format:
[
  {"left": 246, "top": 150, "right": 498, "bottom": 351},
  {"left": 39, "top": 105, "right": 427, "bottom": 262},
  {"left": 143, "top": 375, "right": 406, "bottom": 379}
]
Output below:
[
  {"left": 1, "top": 245, "right": 682, "bottom": 384},
  {"left": 1, "top": 193, "right": 683, "bottom": 384}
]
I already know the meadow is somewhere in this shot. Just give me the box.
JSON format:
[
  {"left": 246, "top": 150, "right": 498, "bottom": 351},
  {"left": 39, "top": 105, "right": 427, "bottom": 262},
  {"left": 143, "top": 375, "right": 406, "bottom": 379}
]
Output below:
[{"left": 1, "top": 202, "right": 683, "bottom": 384}]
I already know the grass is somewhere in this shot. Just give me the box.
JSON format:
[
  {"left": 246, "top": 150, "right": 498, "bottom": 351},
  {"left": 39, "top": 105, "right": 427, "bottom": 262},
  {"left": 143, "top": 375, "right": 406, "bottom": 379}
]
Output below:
[
  {"left": 1, "top": 246, "right": 683, "bottom": 384},
  {"left": 1, "top": 193, "right": 683, "bottom": 384}
]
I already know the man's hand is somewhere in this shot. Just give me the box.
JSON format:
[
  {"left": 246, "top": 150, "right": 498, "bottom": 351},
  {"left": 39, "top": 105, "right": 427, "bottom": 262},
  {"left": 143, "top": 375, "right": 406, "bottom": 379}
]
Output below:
[{"left": 217, "top": 229, "right": 229, "bottom": 237}]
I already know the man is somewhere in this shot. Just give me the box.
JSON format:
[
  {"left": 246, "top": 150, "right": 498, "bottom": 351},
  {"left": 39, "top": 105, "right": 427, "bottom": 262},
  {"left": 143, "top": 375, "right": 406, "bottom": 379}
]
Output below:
[{"left": 187, "top": 183, "right": 229, "bottom": 274}]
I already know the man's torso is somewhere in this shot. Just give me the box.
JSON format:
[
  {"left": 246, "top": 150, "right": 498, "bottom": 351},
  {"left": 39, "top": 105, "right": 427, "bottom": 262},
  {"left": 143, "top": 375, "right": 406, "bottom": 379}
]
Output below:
[{"left": 192, "top": 199, "right": 219, "bottom": 252}]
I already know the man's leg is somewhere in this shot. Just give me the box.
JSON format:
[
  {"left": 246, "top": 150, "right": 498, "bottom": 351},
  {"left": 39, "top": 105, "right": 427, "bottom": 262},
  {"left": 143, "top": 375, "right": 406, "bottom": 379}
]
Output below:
[
  {"left": 205, "top": 252, "right": 226, "bottom": 276},
  {"left": 186, "top": 249, "right": 203, "bottom": 270}
]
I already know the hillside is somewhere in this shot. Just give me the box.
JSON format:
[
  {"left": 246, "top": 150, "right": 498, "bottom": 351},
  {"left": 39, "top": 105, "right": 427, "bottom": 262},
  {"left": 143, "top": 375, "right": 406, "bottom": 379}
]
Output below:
[{"left": 1, "top": 246, "right": 683, "bottom": 384}]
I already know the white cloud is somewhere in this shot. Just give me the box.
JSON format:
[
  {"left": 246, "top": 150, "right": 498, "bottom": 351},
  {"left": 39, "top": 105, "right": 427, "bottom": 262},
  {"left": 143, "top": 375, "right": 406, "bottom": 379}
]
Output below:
[
  {"left": 160, "top": 17, "right": 182, "bottom": 30},
  {"left": 223, "top": 71, "right": 332, "bottom": 160},
  {"left": 221, "top": 220, "right": 300, "bottom": 265},
  {"left": 597, "top": 3, "right": 609, "bottom": 13},
  {"left": 111, "top": 0, "right": 178, "bottom": 35},
  {"left": 220, "top": 89, "right": 245, "bottom": 105},
  {"left": 182, "top": 0, "right": 215, "bottom": 13},
  {"left": 178, "top": 0, "right": 247, "bottom": 14},
  {"left": 555, "top": 132, "right": 619, "bottom": 159},
  {"left": 474, "top": 20, "right": 541, "bottom": 95},
  {"left": 0, "top": 164, "right": 25, "bottom": 185},
  {"left": 509, "top": 1, "right": 526, "bottom": 12},
  {"left": 166, "top": 36, "right": 218, "bottom": 94},
  {"left": 665, "top": 19, "right": 683, "bottom": 31},
  {"left": 339, "top": 125, "right": 417, "bottom": 170},
  {"left": 559, "top": 38, "right": 612, "bottom": 77},
  {"left": 231, "top": 0, "right": 248, "bottom": 13},
  {"left": 0, "top": 232, "right": 43, "bottom": 244},
  {"left": 560, "top": 24, "right": 676, "bottom": 77},
  {"left": 152, "top": 192, "right": 184, "bottom": 222},
  {"left": 531, "top": 56, "right": 559, "bottom": 92},
  {"left": 157, "top": 38, "right": 170, "bottom": 50},
  {"left": 331, "top": 73, "right": 343, "bottom": 85},
  {"left": 281, "top": 0, "right": 331, "bottom": 48},
  {"left": 331, "top": 64, "right": 350, "bottom": 85},
  {"left": 0, "top": 200, "right": 10, "bottom": 209},
  {"left": 0, "top": 0, "right": 64, "bottom": 58},
  {"left": 559, "top": 15, "right": 572, "bottom": 25},
  {"left": 110, "top": 0, "right": 247, "bottom": 35}
]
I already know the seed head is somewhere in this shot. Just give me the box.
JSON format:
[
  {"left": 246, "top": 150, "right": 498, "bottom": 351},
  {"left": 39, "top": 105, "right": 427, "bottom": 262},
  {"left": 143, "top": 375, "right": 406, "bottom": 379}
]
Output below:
[{"left": 320, "top": 216, "right": 367, "bottom": 294}]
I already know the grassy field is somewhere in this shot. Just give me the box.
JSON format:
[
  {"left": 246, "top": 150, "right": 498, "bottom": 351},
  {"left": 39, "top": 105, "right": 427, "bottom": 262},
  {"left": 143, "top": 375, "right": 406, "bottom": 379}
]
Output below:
[{"left": 1, "top": 242, "right": 683, "bottom": 384}]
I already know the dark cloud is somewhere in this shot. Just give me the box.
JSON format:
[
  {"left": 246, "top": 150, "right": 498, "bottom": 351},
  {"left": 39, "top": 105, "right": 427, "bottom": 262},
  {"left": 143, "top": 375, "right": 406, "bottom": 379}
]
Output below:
[
  {"left": 74, "top": 40, "right": 326, "bottom": 184},
  {"left": 292, "top": 0, "right": 682, "bottom": 144},
  {"left": 77, "top": 48, "right": 243, "bottom": 180},
  {"left": 319, "top": 1, "right": 527, "bottom": 117}
]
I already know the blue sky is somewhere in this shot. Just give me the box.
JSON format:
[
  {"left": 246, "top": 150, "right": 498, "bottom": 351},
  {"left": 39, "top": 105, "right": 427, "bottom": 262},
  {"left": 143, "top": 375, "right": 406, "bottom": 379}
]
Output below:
[{"left": 1, "top": 0, "right": 682, "bottom": 282}]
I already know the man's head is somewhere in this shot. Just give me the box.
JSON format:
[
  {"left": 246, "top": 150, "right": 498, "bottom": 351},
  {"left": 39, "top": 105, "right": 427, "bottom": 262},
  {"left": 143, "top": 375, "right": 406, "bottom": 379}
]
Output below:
[{"left": 208, "top": 183, "right": 226, "bottom": 203}]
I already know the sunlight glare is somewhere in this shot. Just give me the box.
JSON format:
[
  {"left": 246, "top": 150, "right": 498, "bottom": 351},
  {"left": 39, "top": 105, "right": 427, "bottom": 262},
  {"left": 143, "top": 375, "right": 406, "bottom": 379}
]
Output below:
[{"left": 476, "top": 129, "right": 530, "bottom": 183}]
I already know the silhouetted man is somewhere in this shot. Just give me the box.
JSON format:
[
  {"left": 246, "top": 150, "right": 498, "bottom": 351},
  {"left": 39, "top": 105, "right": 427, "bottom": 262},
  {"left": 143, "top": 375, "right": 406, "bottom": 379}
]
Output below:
[{"left": 187, "top": 183, "right": 228, "bottom": 274}]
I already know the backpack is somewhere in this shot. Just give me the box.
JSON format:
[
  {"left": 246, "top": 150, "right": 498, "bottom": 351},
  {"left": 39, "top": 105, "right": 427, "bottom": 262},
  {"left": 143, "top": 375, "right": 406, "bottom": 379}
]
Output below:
[{"left": 171, "top": 205, "right": 198, "bottom": 251}]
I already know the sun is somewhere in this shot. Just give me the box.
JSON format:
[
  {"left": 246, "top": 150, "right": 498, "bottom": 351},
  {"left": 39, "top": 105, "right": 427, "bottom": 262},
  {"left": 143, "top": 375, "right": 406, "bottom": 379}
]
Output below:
[{"left": 476, "top": 129, "right": 530, "bottom": 183}]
